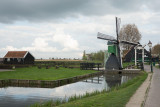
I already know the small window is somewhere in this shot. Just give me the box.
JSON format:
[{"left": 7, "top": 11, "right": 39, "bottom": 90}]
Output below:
[
  {"left": 17, "top": 58, "right": 21, "bottom": 62},
  {"left": 7, "top": 58, "right": 10, "bottom": 62}
]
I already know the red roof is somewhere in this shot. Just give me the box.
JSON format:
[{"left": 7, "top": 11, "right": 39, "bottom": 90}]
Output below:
[{"left": 4, "top": 51, "right": 28, "bottom": 58}]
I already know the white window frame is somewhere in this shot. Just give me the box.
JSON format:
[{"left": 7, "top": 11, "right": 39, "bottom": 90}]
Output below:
[
  {"left": 7, "top": 58, "right": 10, "bottom": 62},
  {"left": 17, "top": 58, "right": 21, "bottom": 62}
]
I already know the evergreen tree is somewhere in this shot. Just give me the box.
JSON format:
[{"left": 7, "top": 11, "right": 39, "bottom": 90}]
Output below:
[{"left": 82, "top": 50, "right": 87, "bottom": 60}]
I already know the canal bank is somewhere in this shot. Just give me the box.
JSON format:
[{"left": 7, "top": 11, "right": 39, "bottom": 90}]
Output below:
[
  {"left": 0, "top": 71, "right": 103, "bottom": 88},
  {"left": 31, "top": 72, "right": 147, "bottom": 107},
  {"left": 0, "top": 68, "right": 141, "bottom": 88},
  {"left": 0, "top": 71, "right": 141, "bottom": 107}
]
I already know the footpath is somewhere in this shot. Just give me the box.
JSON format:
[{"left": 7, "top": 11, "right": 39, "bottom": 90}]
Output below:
[
  {"left": 144, "top": 65, "right": 160, "bottom": 107},
  {"left": 126, "top": 65, "right": 160, "bottom": 107}
]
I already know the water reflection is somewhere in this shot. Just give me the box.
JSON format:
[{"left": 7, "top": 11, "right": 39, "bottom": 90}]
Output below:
[
  {"left": 0, "top": 73, "right": 137, "bottom": 107},
  {"left": 104, "top": 73, "right": 136, "bottom": 88}
]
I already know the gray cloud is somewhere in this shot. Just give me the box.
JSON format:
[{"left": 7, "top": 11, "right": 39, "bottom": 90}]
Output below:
[
  {"left": 0, "top": 0, "right": 153, "bottom": 23},
  {"left": 146, "top": 0, "right": 160, "bottom": 12},
  {"left": 0, "top": 0, "right": 160, "bottom": 59}
]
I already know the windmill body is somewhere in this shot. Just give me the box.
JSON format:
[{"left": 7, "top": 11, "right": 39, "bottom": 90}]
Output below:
[{"left": 105, "top": 41, "right": 120, "bottom": 70}]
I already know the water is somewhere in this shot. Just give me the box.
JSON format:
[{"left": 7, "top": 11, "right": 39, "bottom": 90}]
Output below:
[{"left": 0, "top": 73, "right": 137, "bottom": 107}]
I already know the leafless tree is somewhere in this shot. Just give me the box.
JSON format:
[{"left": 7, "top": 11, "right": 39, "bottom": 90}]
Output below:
[
  {"left": 152, "top": 44, "right": 160, "bottom": 56},
  {"left": 119, "top": 24, "right": 142, "bottom": 50}
]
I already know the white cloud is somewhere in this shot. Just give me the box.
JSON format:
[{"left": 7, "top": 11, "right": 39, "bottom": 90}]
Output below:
[
  {"left": 0, "top": 28, "right": 80, "bottom": 58},
  {"left": 33, "top": 38, "right": 48, "bottom": 48},
  {"left": 22, "top": 37, "right": 59, "bottom": 52},
  {"left": 1, "top": 37, "right": 57, "bottom": 53},
  {"left": 1, "top": 37, "right": 57, "bottom": 52},
  {"left": 52, "top": 29, "right": 79, "bottom": 51},
  {"left": 1, "top": 46, "right": 18, "bottom": 51}
]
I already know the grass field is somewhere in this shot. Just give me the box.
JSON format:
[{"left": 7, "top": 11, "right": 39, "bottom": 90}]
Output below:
[
  {"left": 31, "top": 72, "right": 147, "bottom": 107},
  {"left": 0, "top": 67, "right": 98, "bottom": 80}
]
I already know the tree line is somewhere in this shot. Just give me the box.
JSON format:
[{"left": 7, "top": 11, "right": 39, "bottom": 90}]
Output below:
[{"left": 82, "top": 50, "right": 104, "bottom": 62}]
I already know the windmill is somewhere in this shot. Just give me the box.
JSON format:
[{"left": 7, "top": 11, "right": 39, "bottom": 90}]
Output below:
[{"left": 97, "top": 17, "right": 139, "bottom": 70}]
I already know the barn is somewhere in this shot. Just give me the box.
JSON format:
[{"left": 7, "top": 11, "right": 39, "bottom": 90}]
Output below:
[{"left": 3, "top": 51, "right": 35, "bottom": 64}]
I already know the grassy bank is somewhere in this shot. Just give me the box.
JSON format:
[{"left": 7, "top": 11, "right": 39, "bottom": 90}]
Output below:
[
  {"left": 31, "top": 72, "right": 148, "bottom": 107},
  {"left": 123, "top": 62, "right": 134, "bottom": 68},
  {"left": 0, "top": 67, "right": 97, "bottom": 80}
]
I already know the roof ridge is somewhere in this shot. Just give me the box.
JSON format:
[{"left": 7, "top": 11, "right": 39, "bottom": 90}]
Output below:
[{"left": 4, "top": 51, "right": 28, "bottom": 58}]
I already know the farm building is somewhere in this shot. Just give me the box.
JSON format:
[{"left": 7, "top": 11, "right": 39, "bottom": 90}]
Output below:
[
  {"left": 3, "top": 51, "right": 35, "bottom": 64},
  {"left": 0, "top": 58, "right": 3, "bottom": 64},
  {"left": 123, "top": 46, "right": 151, "bottom": 62},
  {"left": 86, "top": 54, "right": 93, "bottom": 61}
]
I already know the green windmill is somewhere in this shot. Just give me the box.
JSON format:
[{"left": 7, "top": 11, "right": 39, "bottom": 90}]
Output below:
[{"left": 97, "top": 17, "right": 138, "bottom": 70}]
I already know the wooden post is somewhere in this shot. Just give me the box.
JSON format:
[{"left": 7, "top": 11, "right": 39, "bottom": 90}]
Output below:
[
  {"left": 142, "top": 48, "right": 144, "bottom": 64},
  {"left": 135, "top": 48, "right": 137, "bottom": 66},
  {"left": 98, "top": 63, "right": 99, "bottom": 71}
]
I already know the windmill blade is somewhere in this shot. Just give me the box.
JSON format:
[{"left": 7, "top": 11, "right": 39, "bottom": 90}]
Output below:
[
  {"left": 142, "top": 44, "right": 146, "bottom": 48},
  {"left": 120, "top": 40, "right": 139, "bottom": 45},
  {"left": 116, "top": 17, "right": 121, "bottom": 40},
  {"left": 97, "top": 32, "right": 117, "bottom": 42}
]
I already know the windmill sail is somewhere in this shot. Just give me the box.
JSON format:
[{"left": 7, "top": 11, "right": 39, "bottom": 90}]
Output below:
[
  {"left": 97, "top": 32, "right": 117, "bottom": 42},
  {"left": 120, "top": 40, "right": 139, "bottom": 45},
  {"left": 116, "top": 17, "right": 123, "bottom": 70}
]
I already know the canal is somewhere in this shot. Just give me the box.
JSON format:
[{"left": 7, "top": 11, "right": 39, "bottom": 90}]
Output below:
[{"left": 0, "top": 73, "right": 137, "bottom": 107}]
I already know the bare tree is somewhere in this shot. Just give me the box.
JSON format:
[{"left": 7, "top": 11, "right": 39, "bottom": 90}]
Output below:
[
  {"left": 119, "top": 24, "right": 141, "bottom": 50},
  {"left": 152, "top": 44, "right": 160, "bottom": 55}
]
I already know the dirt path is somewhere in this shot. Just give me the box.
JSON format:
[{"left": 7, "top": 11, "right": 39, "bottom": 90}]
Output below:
[{"left": 0, "top": 69, "right": 14, "bottom": 72}]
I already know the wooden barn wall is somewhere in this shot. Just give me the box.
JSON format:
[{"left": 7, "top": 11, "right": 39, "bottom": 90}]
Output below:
[{"left": 24, "top": 52, "right": 35, "bottom": 64}]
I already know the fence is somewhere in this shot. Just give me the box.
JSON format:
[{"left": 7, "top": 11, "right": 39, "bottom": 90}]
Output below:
[{"left": 80, "top": 63, "right": 101, "bottom": 70}]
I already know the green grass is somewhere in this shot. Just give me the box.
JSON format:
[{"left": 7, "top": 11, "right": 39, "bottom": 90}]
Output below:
[
  {"left": 31, "top": 72, "right": 148, "bottom": 107},
  {"left": 0, "top": 67, "right": 98, "bottom": 80},
  {"left": 123, "top": 62, "right": 134, "bottom": 68}
]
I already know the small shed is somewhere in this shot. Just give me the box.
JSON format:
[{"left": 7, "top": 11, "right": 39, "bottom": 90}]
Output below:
[
  {"left": 86, "top": 54, "right": 93, "bottom": 61},
  {"left": 3, "top": 51, "right": 35, "bottom": 64}
]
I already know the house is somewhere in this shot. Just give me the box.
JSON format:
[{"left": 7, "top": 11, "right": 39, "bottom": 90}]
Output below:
[
  {"left": 86, "top": 54, "right": 93, "bottom": 61},
  {"left": 3, "top": 51, "right": 35, "bottom": 64},
  {"left": 0, "top": 58, "right": 3, "bottom": 64}
]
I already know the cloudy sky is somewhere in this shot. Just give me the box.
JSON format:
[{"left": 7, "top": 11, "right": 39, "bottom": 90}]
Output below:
[{"left": 0, "top": 0, "right": 160, "bottom": 59}]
